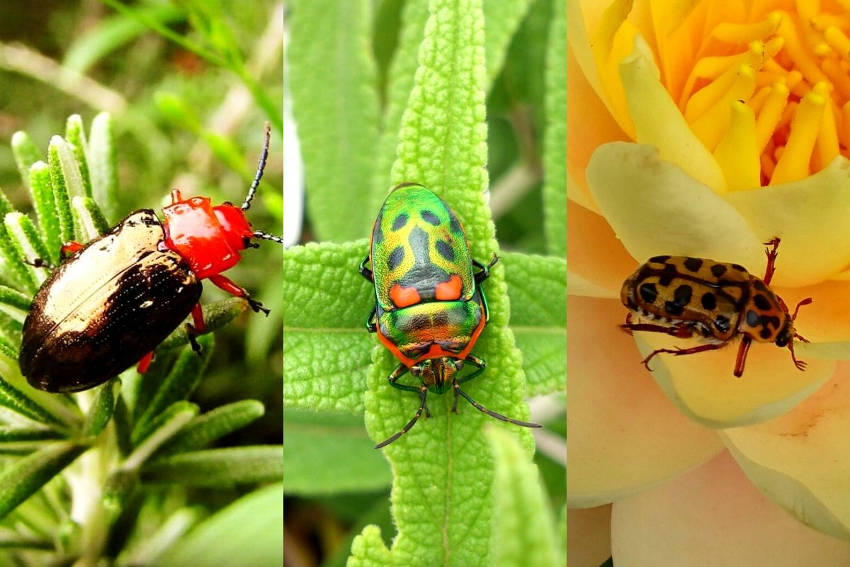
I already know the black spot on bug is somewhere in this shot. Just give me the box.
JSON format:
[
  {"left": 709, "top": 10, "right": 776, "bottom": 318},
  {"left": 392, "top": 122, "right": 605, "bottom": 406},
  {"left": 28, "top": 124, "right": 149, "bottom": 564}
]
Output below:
[
  {"left": 387, "top": 247, "right": 404, "bottom": 271},
  {"left": 766, "top": 315, "right": 781, "bottom": 329},
  {"left": 673, "top": 284, "right": 692, "bottom": 306},
  {"left": 753, "top": 280, "right": 769, "bottom": 293},
  {"left": 664, "top": 301, "right": 684, "bottom": 316},
  {"left": 649, "top": 255, "right": 670, "bottom": 264},
  {"left": 626, "top": 297, "right": 637, "bottom": 310},
  {"left": 436, "top": 240, "right": 454, "bottom": 261},
  {"left": 701, "top": 292, "right": 717, "bottom": 310},
  {"left": 714, "top": 315, "right": 731, "bottom": 333},
  {"left": 760, "top": 327, "right": 772, "bottom": 339},
  {"left": 392, "top": 213, "right": 409, "bottom": 231},
  {"left": 449, "top": 213, "right": 462, "bottom": 235},
  {"left": 639, "top": 283, "right": 658, "bottom": 303},
  {"left": 731, "top": 263, "right": 747, "bottom": 272},
  {"left": 683, "top": 258, "right": 703, "bottom": 272},
  {"left": 658, "top": 275, "right": 674, "bottom": 287},
  {"left": 746, "top": 310, "right": 760, "bottom": 327},
  {"left": 710, "top": 264, "right": 727, "bottom": 277},
  {"left": 421, "top": 210, "right": 440, "bottom": 225},
  {"left": 753, "top": 294, "right": 771, "bottom": 310}
]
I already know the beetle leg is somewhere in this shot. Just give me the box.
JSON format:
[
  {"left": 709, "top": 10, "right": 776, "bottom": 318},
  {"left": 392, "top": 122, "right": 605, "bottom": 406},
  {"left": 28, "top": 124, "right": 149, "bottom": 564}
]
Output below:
[
  {"left": 622, "top": 314, "right": 695, "bottom": 338},
  {"left": 60, "top": 241, "right": 84, "bottom": 259},
  {"left": 22, "top": 257, "right": 54, "bottom": 269},
  {"left": 762, "top": 237, "right": 781, "bottom": 285},
  {"left": 183, "top": 323, "right": 202, "bottom": 354},
  {"left": 137, "top": 351, "right": 155, "bottom": 374},
  {"left": 208, "top": 274, "right": 270, "bottom": 315},
  {"left": 642, "top": 342, "right": 730, "bottom": 372},
  {"left": 359, "top": 256, "right": 374, "bottom": 282},
  {"left": 375, "top": 385, "right": 428, "bottom": 449},
  {"left": 191, "top": 302, "right": 206, "bottom": 333}
]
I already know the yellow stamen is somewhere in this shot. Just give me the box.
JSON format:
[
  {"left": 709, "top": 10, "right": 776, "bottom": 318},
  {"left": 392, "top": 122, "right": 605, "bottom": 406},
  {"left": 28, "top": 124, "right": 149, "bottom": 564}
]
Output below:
[
  {"left": 710, "top": 13, "right": 781, "bottom": 44},
  {"left": 679, "top": 41, "right": 766, "bottom": 108},
  {"left": 749, "top": 85, "right": 773, "bottom": 113},
  {"left": 839, "top": 101, "right": 850, "bottom": 149},
  {"left": 795, "top": 0, "right": 820, "bottom": 21},
  {"left": 771, "top": 89, "right": 826, "bottom": 184},
  {"left": 684, "top": 62, "right": 743, "bottom": 122},
  {"left": 755, "top": 82, "right": 790, "bottom": 153},
  {"left": 811, "top": 13, "right": 850, "bottom": 32},
  {"left": 691, "top": 65, "right": 757, "bottom": 151},
  {"left": 821, "top": 57, "right": 850, "bottom": 100},
  {"left": 824, "top": 26, "right": 850, "bottom": 62},
  {"left": 812, "top": 82, "right": 839, "bottom": 170},
  {"left": 775, "top": 11, "right": 829, "bottom": 86},
  {"left": 714, "top": 101, "right": 760, "bottom": 190}
]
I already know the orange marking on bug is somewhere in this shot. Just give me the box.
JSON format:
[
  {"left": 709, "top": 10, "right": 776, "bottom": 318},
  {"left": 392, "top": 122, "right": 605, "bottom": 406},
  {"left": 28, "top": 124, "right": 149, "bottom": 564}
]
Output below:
[
  {"left": 435, "top": 274, "right": 463, "bottom": 300},
  {"left": 390, "top": 284, "right": 421, "bottom": 308}
]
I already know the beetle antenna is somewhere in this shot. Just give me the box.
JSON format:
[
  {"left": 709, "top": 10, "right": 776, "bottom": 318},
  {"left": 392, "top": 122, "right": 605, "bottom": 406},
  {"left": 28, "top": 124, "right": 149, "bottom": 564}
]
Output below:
[
  {"left": 252, "top": 230, "right": 284, "bottom": 245},
  {"left": 375, "top": 387, "right": 428, "bottom": 448},
  {"left": 242, "top": 122, "right": 271, "bottom": 211}
]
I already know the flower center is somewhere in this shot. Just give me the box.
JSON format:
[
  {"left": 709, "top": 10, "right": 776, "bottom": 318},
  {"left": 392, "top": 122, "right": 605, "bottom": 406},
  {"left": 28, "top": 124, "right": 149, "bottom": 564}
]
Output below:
[{"left": 663, "top": 2, "right": 850, "bottom": 187}]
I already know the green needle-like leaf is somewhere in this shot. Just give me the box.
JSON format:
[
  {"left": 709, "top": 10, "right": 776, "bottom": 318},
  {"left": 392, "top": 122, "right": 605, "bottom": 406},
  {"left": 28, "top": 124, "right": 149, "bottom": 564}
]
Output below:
[
  {"left": 156, "top": 400, "right": 265, "bottom": 456},
  {"left": 64, "top": 115, "right": 93, "bottom": 199},
  {"left": 288, "top": 0, "right": 380, "bottom": 241},
  {"left": 47, "top": 138, "right": 77, "bottom": 244},
  {"left": 487, "top": 427, "right": 559, "bottom": 567},
  {"left": 0, "top": 285, "right": 31, "bottom": 312},
  {"left": 70, "top": 196, "right": 110, "bottom": 240},
  {"left": 483, "top": 0, "right": 532, "bottom": 83},
  {"left": 0, "top": 441, "right": 87, "bottom": 520},
  {"left": 542, "top": 0, "right": 565, "bottom": 256},
  {"left": 3, "top": 213, "right": 50, "bottom": 290},
  {"left": 83, "top": 379, "right": 121, "bottom": 437},
  {"left": 10, "top": 131, "right": 42, "bottom": 186},
  {"left": 142, "top": 446, "right": 283, "bottom": 486},
  {"left": 503, "top": 252, "right": 565, "bottom": 395},
  {"left": 87, "top": 112, "right": 119, "bottom": 221},
  {"left": 283, "top": 241, "right": 374, "bottom": 413},
  {"left": 27, "top": 162, "right": 61, "bottom": 265},
  {"left": 127, "top": 401, "right": 199, "bottom": 467},
  {"left": 157, "top": 484, "right": 283, "bottom": 567}
]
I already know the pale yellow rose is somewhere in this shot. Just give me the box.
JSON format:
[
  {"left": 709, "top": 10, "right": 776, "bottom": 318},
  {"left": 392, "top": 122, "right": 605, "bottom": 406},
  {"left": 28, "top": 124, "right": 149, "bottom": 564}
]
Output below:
[{"left": 568, "top": 0, "right": 850, "bottom": 562}]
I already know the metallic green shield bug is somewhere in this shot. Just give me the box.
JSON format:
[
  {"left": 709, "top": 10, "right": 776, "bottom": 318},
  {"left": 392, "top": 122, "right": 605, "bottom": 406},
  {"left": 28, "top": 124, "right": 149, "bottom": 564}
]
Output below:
[{"left": 360, "top": 183, "right": 541, "bottom": 448}]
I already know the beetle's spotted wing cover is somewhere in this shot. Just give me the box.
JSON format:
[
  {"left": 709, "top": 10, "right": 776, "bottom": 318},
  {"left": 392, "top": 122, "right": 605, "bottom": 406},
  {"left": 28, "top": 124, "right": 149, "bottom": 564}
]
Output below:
[
  {"left": 19, "top": 210, "right": 202, "bottom": 392},
  {"left": 370, "top": 185, "right": 475, "bottom": 312}
]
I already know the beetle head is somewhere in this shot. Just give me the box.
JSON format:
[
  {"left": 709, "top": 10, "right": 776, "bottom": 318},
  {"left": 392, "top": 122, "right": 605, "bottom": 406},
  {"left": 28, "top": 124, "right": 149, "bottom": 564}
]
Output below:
[{"left": 411, "top": 358, "right": 463, "bottom": 393}]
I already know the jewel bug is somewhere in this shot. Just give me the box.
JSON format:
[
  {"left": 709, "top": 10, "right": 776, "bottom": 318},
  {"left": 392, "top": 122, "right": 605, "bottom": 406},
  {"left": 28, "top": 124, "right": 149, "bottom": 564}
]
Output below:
[
  {"left": 359, "top": 182, "right": 541, "bottom": 448},
  {"left": 19, "top": 124, "right": 282, "bottom": 393},
  {"left": 620, "top": 238, "right": 811, "bottom": 377}
]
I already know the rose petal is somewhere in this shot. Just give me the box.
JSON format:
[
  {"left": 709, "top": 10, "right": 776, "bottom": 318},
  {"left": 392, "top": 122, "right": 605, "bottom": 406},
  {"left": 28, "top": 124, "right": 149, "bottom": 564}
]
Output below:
[
  {"left": 587, "top": 142, "right": 764, "bottom": 267},
  {"left": 568, "top": 49, "right": 628, "bottom": 213},
  {"left": 619, "top": 37, "right": 726, "bottom": 192},
  {"left": 722, "top": 362, "right": 850, "bottom": 540},
  {"left": 776, "top": 281, "right": 850, "bottom": 345},
  {"left": 724, "top": 157, "right": 850, "bottom": 286},
  {"left": 633, "top": 331, "right": 835, "bottom": 428},
  {"left": 568, "top": 199, "right": 636, "bottom": 298},
  {"left": 567, "top": 505, "right": 612, "bottom": 567},
  {"left": 611, "top": 450, "right": 850, "bottom": 564},
  {"left": 567, "top": 296, "right": 723, "bottom": 507}
]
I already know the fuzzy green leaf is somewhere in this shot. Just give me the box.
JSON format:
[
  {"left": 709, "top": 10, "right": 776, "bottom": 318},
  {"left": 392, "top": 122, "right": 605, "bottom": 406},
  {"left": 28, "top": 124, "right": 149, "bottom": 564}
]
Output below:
[
  {"left": 157, "top": 484, "right": 283, "bottom": 567},
  {"left": 0, "top": 285, "right": 30, "bottom": 312},
  {"left": 71, "top": 196, "right": 110, "bottom": 241},
  {"left": 64, "top": 115, "right": 93, "bottom": 199},
  {"left": 502, "top": 251, "right": 565, "bottom": 395},
  {"left": 158, "top": 298, "right": 247, "bottom": 350},
  {"left": 288, "top": 0, "right": 380, "bottom": 241},
  {"left": 142, "top": 446, "right": 283, "bottom": 486},
  {"left": 127, "top": 402, "right": 199, "bottom": 469},
  {"left": 87, "top": 112, "right": 119, "bottom": 222},
  {"left": 487, "top": 427, "right": 559, "bottom": 567},
  {"left": 0, "top": 377, "right": 64, "bottom": 428},
  {"left": 483, "top": 0, "right": 532, "bottom": 82},
  {"left": 47, "top": 137, "right": 78, "bottom": 244},
  {"left": 355, "top": 2, "right": 537, "bottom": 565},
  {"left": 4, "top": 212, "right": 50, "bottom": 289},
  {"left": 542, "top": 0, "right": 565, "bottom": 256},
  {"left": 0, "top": 441, "right": 87, "bottom": 520},
  {"left": 156, "top": 400, "right": 265, "bottom": 457},
  {"left": 283, "top": 409, "right": 390, "bottom": 495},
  {"left": 10, "top": 131, "right": 42, "bottom": 186},
  {"left": 27, "top": 161, "right": 61, "bottom": 264},
  {"left": 132, "top": 336, "right": 214, "bottom": 444},
  {"left": 283, "top": 241, "right": 374, "bottom": 413},
  {"left": 83, "top": 379, "right": 121, "bottom": 437}
]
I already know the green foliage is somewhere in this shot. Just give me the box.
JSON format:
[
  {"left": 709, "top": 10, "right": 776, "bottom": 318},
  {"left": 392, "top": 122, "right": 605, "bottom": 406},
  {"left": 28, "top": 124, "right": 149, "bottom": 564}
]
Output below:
[
  {"left": 0, "top": 114, "right": 280, "bottom": 565},
  {"left": 285, "top": 0, "right": 565, "bottom": 564}
]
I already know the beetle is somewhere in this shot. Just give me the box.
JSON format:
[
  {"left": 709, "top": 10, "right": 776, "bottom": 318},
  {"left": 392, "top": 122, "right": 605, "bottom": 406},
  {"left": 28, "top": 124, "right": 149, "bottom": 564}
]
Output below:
[
  {"left": 620, "top": 238, "right": 811, "bottom": 377},
  {"left": 359, "top": 182, "right": 541, "bottom": 448},
  {"left": 19, "top": 124, "right": 282, "bottom": 393}
]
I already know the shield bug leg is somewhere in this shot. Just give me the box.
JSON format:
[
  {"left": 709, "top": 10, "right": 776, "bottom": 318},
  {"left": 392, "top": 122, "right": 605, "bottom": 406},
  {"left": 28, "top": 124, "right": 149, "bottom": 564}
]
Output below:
[
  {"left": 208, "top": 274, "right": 270, "bottom": 316},
  {"left": 453, "top": 382, "right": 541, "bottom": 428},
  {"left": 472, "top": 255, "right": 499, "bottom": 284},
  {"left": 375, "top": 385, "right": 429, "bottom": 449},
  {"left": 359, "top": 256, "right": 374, "bottom": 282},
  {"left": 364, "top": 304, "right": 377, "bottom": 332}
]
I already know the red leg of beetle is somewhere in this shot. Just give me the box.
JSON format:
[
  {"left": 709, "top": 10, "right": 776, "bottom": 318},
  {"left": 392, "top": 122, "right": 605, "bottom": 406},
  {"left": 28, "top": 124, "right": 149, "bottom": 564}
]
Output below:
[
  {"left": 209, "top": 274, "right": 269, "bottom": 315},
  {"left": 622, "top": 313, "right": 695, "bottom": 339},
  {"left": 734, "top": 336, "right": 752, "bottom": 377},
  {"left": 762, "top": 237, "right": 781, "bottom": 285},
  {"left": 642, "top": 342, "right": 729, "bottom": 372},
  {"left": 191, "top": 302, "right": 205, "bottom": 333},
  {"left": 137, "top": 351, "right": 154, "bottom": 374},
  {"left": 60, "top": 241, "right": 84, "bottom": 258}
]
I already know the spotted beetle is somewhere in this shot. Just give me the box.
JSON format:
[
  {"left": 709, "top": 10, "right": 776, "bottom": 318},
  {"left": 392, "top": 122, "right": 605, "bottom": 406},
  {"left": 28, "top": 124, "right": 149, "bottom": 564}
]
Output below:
[
  {"left": 19, "top": 124, "right": 282, "bottom": 392},
  {"left": 621, "top": 238, "right": 811, "bottom": 377},
  {"left": 359, "top": 183, "right": 541, "bottom": 448}
]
